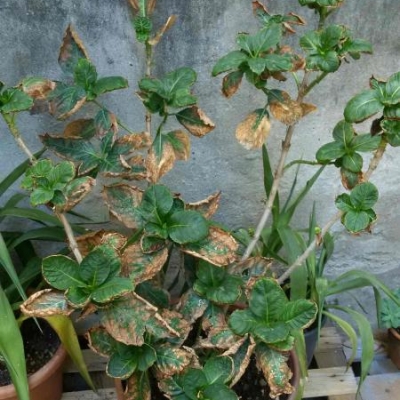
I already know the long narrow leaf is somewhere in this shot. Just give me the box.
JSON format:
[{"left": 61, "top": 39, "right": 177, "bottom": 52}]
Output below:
[
  {"left": 0, "top": 232, "right": 26, "bottom": 302},
  {"left": 0, "top": 284, "right": 29, "bottom": 400},
  {"left": 44, "top": 315, "right": 96, "bottom": 391},
  {"left": 9, "top": 226, "right": 67, "bottom": 249},
  {"left": 328, "top": 305, "right": 374, "bottom": 390}
]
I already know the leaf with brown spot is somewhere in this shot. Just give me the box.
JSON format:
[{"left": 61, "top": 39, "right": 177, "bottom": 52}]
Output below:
[
  {"left": 118, "top": 132, "right": 152, "bottom": 150},
  {"left": 235, "top": 110, "right": 271, "bottom": 149},
  {"left": 48, "top": 83, "right": 87, "bottom": 120},
  {"left": 222, "top": 70, "right": 244, "bottom": 98},
  {"left": 121, "top": 242, "right": 168, "bottom": 284},
  {"left": 76, "top": 230, "right": 127, "bottom": 257},
  {"left": 58, "top": 25, "right": 89, "bottom": 76},
  {"left": 57, "top": 176, "right": 96, "bottom": 212},
  {"left": 94, "top": 109, "right": 118, "bottom": 139},
  {"left": 155, "top": 344, "right": 193, "bottom": 378},
  {"left": 256, "top": 344, "right": 294, "bottom": 398},
  {"left": 341, "top": 168, "right": 364, "bottom": 190},
  {"left": 124, "top": 372, "right": 151, "bottom": 400},
  {"left": 160, "top": 309, "right": 191, "bottom": 346},
  {"left": 149, "top": 15, "right": 177, "bottom": 46},
  {"left": 167, "top": 130, "right": 191, "bottom": 161},
  {"left": 21, "top": 289, "right": 74, "bottom": 318},
  {"left": 63, "top": 119, "right": 95, "bottom": 139},
  {"left": 176, "top": 106, "right": 215, "bottom": 137},
  {"left": 146, "top": 142, "right": 176, "bottom": 183},
  {"left": 187, "top": 192, "right": 221, "bottom": 219},
  {"left": 20, "top": 77, "right": 55, "bottom": 100},
  {"left": 103, "top": 184, "right": 144, "bottom": 229},
  {"left": 181, "top": 226, "right": 239, "bottom": 266}
]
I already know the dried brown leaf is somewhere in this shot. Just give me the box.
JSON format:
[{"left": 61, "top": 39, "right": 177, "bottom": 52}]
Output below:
[
  {"left": 269, "top": 91, "right": 303, "bottom": 125},
  {"left": 149, "top": 15, "right": 177, "bottom": 46},
  {"left": 236, "top": 111, "right": 271, "bottom": 149},
  {"left": 58, "top": 25, "right": 89, "bottom": 67},
  {"left": 146, "top": 142, "right": 176, "bottom": 183},
  {"left": 252, "top": 1, "right": 268, "bottom": 15},
  {"left": 119, "top": 132, "right": 152, "bottom": 150},
  {"left": 50, "top": 95, "right": 87, "bottom": 121},
  {"left": 76, "top": 230, "right": 127, "bottom": 257},
  {"left": 187, "top": 192, "right": 221, "bottom": 219},
  {"left": 301, "top": 102, "right": 317, "bottom": 117},
  {"left": 21, "top": 289, "right": 74, "bottom": 317},
  {"left": 58, "top": 176, "right": 96, "bottom": 213},
  {"left": 179, "top": 106, "right": 215, "bottom": 137},
  {"left": 222, "top": 70, "right": 243, "bottom": 98}
]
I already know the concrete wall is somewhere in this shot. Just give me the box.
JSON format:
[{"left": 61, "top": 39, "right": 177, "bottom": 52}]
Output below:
[{"left": 1, "top": 0, "right": 400, "bottom": 321}]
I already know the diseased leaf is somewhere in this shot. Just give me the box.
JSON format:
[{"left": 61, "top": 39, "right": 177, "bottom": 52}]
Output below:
[
  {"left": 236, "top": 110, "right": 271, "bottom": 149},
  {"left": 155, "top": 344, "right": 193, "bottom": 378},
  {"left": 124, "top": 372, "right": 151, "bottom": 400},
  {"left": 182, "top": 226, "right": 239, "bottom": 266},
  {"left": 222, "top": 70, "right": 244, "bottom": 98},
  {"left": 20, "top": 289, "right": 74, "bottom": 317},
  {"left": 60, "top": 176, "right": 96, "bottom": 212},
  {"left": 59, "top": 25, "right": 89, "bottom": 76},
  {"left": 63, "top": 119, "right": 96, "bottom": 139},
  {"left": 256, "top": 343, "right": 294, "bottom": 398},
  {"left": 103, "top": 184, "right": 144, "bottom": 229},
  {"left": 176, "top": 106, "right": 215, "bottom": 137},
  {"left": 166, "top": 130, "right": 191, "bottom": 160},
  {"left": 146, "top": 141, "right": 176, "bottom": 183},
  {"left": 121, "top": 242, "right": 168, "bottom": 284},
  {"left": 94, "top": 109, "right": 118, "bottom": 138},
  {"left": 186, "top": 192, "right": 221, "bottom": 219},
  {"left": 86, "top": 326, "right": 119, "bottom": 357},
  {"left": 76, "top": 231, "right": 127, "bottom": 257},
  {"left": 48, "top": 82, "right": 86, "bottom": 120},
  {"left": 20, "top": 77, "right": 56, "bottom": 100}
]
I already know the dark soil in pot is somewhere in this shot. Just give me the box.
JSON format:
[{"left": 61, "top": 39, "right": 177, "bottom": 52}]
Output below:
[{"left": 0, "top": 319, "right": 61, "bottom": 386}]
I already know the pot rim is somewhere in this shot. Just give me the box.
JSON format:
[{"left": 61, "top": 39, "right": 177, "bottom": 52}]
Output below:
[{"left": 0, "top": 344, "right": 67, "bottom": 397}]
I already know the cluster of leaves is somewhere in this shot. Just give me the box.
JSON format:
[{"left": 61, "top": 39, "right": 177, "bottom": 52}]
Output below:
[{"left": 380, "top": 288, "right": 400, "bottom": 329}]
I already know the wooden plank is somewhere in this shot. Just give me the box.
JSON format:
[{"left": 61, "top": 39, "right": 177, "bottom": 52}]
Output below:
[
  {"left": 304, "top": 367, "right": 358, "bottom": 398},
  {"left": 62, "top": 388, "right": 117, "bottom": 400},
  {"left": 359, "top": 373, "right": 400, "bottom": 400}
]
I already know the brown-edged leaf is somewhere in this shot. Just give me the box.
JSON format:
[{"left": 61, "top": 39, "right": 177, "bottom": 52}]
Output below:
[
  {"left": 57, "top": 176, "right": 96, "bottom": 213},
  {"left": 125, "top": 372, "right": 151, "bottom": 400},
  {"left": 63, "top": 119, "right": 95, "bottom": 139},
  {"left": 167, "top": 130, "right": 191, "bottom": 160},
  {"left": 20, "top": 289, "right": 74, "bottom": 317},
  {"left": 103, "top": 184, "right": 144, "bottom": 229},
  {"left": 20, "top": 77, "right": 56, "bottom": 100},
  {"left": 222, "top": 70, "right": 244, "bottom": 98},
  {"left": 76, "top": 230, "right": 127, "bottom": 257},
  {"left": 236, "top": 110, "right": 271, "bottom": 149},
  {"left": 149, "top": 15, "right": 177, "bottom": 46},
  {"left": 181, "top": 226, "right": 239, "bottom": 266},
  {"left": 121, "top": 243, "right": 168, "bottom": 284},
  {"left": 176, "top": 106, "right": 215, "bottom": 137},
  {"left": 59, "top": 25, "right": 89, "bottom": 75},
  {"left": 118, "top": 132, "right": 152, "bottom": 150},
  {"left": 341, "top": 169, "right": 364, "bottom": 190},
  {"left": 270, "top": 91, "right": 316, "bottom": 125},
  {"left": 186, "top": 192, "right": 221, "bottom": 219},
  {"left": 146, "top": 142, "right": 176, "bottom": 183}
]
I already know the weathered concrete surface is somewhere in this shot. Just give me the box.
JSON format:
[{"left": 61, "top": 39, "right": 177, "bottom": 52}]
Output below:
[{"left": 1, "top": 0, "right": 400, "bottom": 317}]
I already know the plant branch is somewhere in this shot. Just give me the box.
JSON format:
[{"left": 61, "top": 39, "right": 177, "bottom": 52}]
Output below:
[{"left": 56, "top": 211, "right": 83, "bottom": 263}]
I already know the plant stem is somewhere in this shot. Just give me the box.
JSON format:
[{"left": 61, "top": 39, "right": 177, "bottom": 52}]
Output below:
[
  {"left": 56, "top": 211, "right": 83, "bottom": 263},
  {"left": 145, "top": 42, "right": 153, "bottom": 135},
  {"left": 241, "top": 71, "right": 314, "bottom": 261},
  {"left": 304, "top": 72, "right": 328, "bottom": 97},
  {"left": 3, "top": 114, "right": 36, "bottom": 163}
]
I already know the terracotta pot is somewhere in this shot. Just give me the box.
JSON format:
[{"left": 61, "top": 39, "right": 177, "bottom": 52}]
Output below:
[
  {"left": 388, "top": 327, "right": 400, "bottom": 369},
  {"left": 0, "top": 345, "right": 67, "bottom": 400},
  {"left": 114, "top": 349, "right": 301, "bottom": 400}
]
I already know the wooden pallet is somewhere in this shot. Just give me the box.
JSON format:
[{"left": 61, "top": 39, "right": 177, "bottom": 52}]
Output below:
[{"left": 61, "top": 326, "right": 396, "bottom": 400}]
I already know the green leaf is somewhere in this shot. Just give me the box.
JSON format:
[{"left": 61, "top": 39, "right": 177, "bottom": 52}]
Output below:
[
  {"left": 108, "top": 348, "right": 138, "bottom": 379},
  {"left": 281, "top": 300, "right": 317, "bottom": 330},
  {"left": 0, "top": 285, "right": 29, "bottom": 400},
  {"left": 167, "top": 210, "right": 209, "bottom": 244},
  {"left": 140, "top": 184, "right": 174, "bottom": 223},
  {"left": 80, "top": 246, "right": 120, "bottom": 287},
  {"left": 381, "top": 119, "right": 400, "bottom": 146},
  {"left": 332, "top": 120, "right": 355, "bottom": 145},
  {"left": 350, "top": 182, "right": 379, "bottom": 209},
  {"left": 229, "top": 308, "right": 259, "bottom": 336},
  {"left": 263, "top": 54, "right": 293, "bottom": 72},
  {"left": 300, "top": 31, "right": 320, "bottom": 52},
  {"left": 335, "top": 193, "right": 353, "bottom": 212},
  {"left": 183, "top": 369, "right": 208, "bottom": 400},
  {"left": 316, "top": 141, "right": 346, "bottom": 162},
  {"left": 306, "top": 51, "right": 340, "bottom": 72},
  {"left": 91, "top": 276, "right": 134, "bottom": 303},
  {"left": 342, "top": 152, "right": 363, "bottom": 173},
  {"left": 203, "top": 384, "right": 239, "bottom": 400},
  {"left": 42, "top": 255, "right": 84, "bottom": 290},
  {"left": 344, "top": 89, "right": 383, "bottom": 123},
  {"left": 203, "top": 356, "right": 233, "bottom": 384},
  {"left": 248, "top": 57, "right": 267, "bottom": 75},
  {"left": 212, "top": 51, "right": 249, "bottom": 76},
  {"left": 350, "top": 134, "right": 381, "bottom": 152},
  {"left": 384, "top": 71, "right": 400, "bottom": 105},
  {"left": 74, "top": 58, "right": 97, "bottom": 91},
  {"left": 343, "top": 210, "right": 371, "bottom": 232},
  {"left": 0, "top": 88, "right": 33, "bottom": 113},
  {"left": 87, "top": 326, "right": 119, "bottom": 357},
  {"left": 237, "top": 24, "right": 281, "bottom": 57},
  {"left": 93, "top": 76, "right": 129, "bottom": 96}
]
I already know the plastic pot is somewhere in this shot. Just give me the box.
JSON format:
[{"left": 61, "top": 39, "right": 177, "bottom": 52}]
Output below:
[
  {"left": 388, "top": 327, "right": 400, "bottom": 369},
  {"left": 0, "top": 345, "right": 67, "bottom": 400}
]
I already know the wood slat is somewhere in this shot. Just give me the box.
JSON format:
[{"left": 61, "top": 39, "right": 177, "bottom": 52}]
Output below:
[
  {"left": 359, "top": 373, "right": 400, "bottom": 400},
  {"left": 62, "top": 388, "right": 116, "bottom": 400},
  {"left": 304, "top": 367, "right": 358, "bottom": 398}
]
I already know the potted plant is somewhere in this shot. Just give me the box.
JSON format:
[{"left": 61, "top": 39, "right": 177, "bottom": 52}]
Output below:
[
  {"left": 380, "top": 288, "right": 400, "bottom": 369},
  {"left": 0, "top": 0, "right": 399, "bottom": 399}
]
